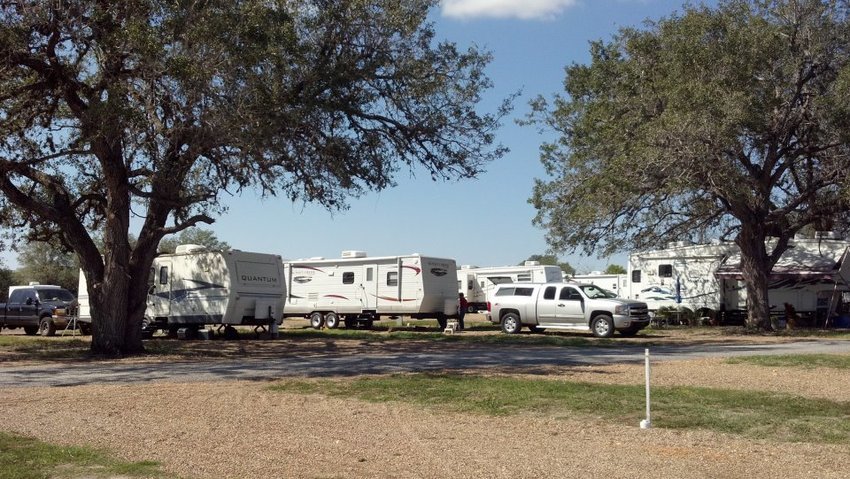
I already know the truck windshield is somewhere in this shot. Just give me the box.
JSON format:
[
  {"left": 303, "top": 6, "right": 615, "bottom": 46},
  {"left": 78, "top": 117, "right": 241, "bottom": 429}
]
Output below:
[
  {"left": 37, "top": 289, "right": 75, "bottom": 302},
  {"left": 579, "top": 285, "right": 618, "bottom": 299}
]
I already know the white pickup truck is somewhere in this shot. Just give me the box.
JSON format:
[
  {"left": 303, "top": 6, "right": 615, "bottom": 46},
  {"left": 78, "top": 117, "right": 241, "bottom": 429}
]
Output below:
[{"left": 486, "top": 283, "right": 650, "bottom": 337}]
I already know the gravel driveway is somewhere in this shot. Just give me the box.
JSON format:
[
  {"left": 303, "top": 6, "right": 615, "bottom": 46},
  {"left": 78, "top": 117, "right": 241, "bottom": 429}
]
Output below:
[{"left": 2, "top": 338, "right": 850, "bottom": 388}]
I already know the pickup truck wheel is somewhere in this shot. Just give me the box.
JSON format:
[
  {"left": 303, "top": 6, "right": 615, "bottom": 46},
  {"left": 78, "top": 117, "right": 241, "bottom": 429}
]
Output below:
[
  {"left": 38, "top": 317, "right": 56, "bottom": 337},
  {"left": 324, "top": 312, "right": 340, "bottom": 329},
  {"left": 528, "top": 325, "right": 546, "bottom": 334},
  {"left": 309, "top": 312, "right": 324, "bottom": 329},
  {"left": 591, "top": 315, "right": 615, "bottom": 338},
  {"left": 501, "top": 312, "right": 522, "bottom": 334},
  {"left": 23, "top": 326, "right": 38, "bottom": 336}
]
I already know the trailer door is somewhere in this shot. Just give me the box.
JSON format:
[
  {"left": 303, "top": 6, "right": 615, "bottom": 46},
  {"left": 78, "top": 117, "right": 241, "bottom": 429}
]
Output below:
[
  {"left": 362, "top": 265, "right": 377, "bottom": 310},
  {"left": 147, "top": 260, "right": 172, "bottom": 319}
]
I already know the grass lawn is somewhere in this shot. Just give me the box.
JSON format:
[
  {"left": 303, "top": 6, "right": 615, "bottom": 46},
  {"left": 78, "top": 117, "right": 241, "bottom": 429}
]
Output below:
[
  {"left": 0, "top": 431, "right": 168, "bottom": 479},
  {"left": 270, "top": 373, "right": 850, "bottom": 444},
  {"left": 725, "top": 353, "right": 850, "bottom": 369}
]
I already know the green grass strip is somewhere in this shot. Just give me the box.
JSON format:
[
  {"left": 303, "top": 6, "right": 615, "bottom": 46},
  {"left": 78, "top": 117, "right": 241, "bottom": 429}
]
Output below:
[
  {"left": 725, "top": 354, "right": 850, "bottom": 369},
  {"left": 270, "top": 374, "right": 850, "bottom": 444},
  {"left": 0, "top": 431, "right": 168, "bottom": 479}
]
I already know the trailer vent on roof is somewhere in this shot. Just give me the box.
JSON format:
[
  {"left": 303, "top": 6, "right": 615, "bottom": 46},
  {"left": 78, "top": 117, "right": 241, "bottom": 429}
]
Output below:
[
  {"left": 341, "top": 250, "right": 367, "bottom": 258},
  {"left": 524, "top": 261, "right": 541, "bottom": 266},
  {"left": 175, "top": 244, "right": 208, "bottom": 254}
]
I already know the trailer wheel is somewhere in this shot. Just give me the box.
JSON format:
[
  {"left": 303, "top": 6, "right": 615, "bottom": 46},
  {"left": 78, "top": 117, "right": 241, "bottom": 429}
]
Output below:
[
  {"left": 38, "top": 317, "right": 56, "bottom": 336},
  {"left": 591, "top": 314, "right": 615, "bottom": 338},
  {"left": 79, "top": 323, "right": 92, "bottom": 335},
  {"left": 501, "top": 312, "right": 522, "bottom": 334},
  {"left": 324, "top": 312, "right": 340, "bottom": 329},
  {"left": 23, "top": 326, "right": 38, "bottom": 336},
  {"left": 437, "top": 316, "right": 448, "bottom": 330},
  {"left": 344, "top": 316, "right": 356, "bottom": 328},
  {"left": 309, "top": 312, "right": 324, "bottom": 329},
  {"left": 360, "top": 319, "right": 374, "bottom": 330}
]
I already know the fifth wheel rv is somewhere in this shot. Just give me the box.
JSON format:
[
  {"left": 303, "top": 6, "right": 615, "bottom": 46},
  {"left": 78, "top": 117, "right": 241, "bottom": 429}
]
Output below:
[
  {"left": 283, "top": 251, "right": 458, "bottom": 329},
  {"left": 628, "top": 236, "right": 850, "bottom": 325},
  {"left": 77, "top": 244, "right": 286, "bottom": 339},
  {"left": 457, "top": 262, "right": 563, "bottom": 312}
]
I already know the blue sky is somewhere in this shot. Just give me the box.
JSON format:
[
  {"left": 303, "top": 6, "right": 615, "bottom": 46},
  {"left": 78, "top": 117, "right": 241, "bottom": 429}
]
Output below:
[{"left": 2, "top": 0, "right": 711, "bottom": 272}]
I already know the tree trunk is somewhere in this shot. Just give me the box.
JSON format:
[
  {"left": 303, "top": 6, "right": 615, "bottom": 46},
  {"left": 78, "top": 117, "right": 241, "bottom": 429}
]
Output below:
[
  {"left": 88, "top": 258, "right": 145, "bottom": 357},
  {"left": 737, "top": 229, "right": 773, "bottom": 330}
]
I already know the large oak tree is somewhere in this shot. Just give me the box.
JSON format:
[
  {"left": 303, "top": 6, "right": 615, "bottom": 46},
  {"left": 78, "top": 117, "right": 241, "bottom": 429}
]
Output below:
[
  {"left": 0, "top": 0, "right": 510, "bottom": 355},
  {"left": 528, "top": 0, "right": 850, "bottom": 328}
]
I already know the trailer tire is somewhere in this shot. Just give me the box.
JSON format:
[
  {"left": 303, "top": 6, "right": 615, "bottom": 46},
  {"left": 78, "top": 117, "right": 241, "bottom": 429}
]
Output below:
[
  {"left": 23, "top": 326, "right": 38, "bottom": 336},
  {"left": 437, "top": 316, "right": 448, "bottom": 330},
  {"left": 324, "top": 312, "right": 340, "bottom": 329},
  {"left": 79, "top": 323, "right": 92, "bottom": 335},
  {"left": 501, "top": 312, "right": 522, "bottom": 334},
  {"left": 38, "top": 316, "right": 56, "bottom": 336},
  {"left": 360, "top": 319, "right": 374, "bottom": 330},
  {"left": 309, "top": 312, "right": 324, "bottom": 329},
  {"left": 591, "top": 315, "right": 615, "bottom": 338},
  {"left": 344, "top": 317, "right": 356, "bottom": 328}
]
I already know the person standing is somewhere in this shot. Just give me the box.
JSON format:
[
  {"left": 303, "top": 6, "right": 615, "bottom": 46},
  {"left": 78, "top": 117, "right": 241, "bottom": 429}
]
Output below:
[{"left": 458, "top": 292, "right": 468, "bottom": 331}]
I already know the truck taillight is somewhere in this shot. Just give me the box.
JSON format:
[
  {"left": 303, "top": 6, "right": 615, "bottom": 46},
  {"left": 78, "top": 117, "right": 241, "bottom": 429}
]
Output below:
[{"left": 486, "top": 302, "right": 491, "bottom": 312}]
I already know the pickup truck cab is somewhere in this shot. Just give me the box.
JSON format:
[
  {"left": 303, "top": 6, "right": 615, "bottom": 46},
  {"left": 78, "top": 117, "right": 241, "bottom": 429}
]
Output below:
[
  {"left": 0, "top": 285, "right": 76, "bottom": 336},
  {"left": 486, "top": 282, "right": 650, "bottom": 337}
]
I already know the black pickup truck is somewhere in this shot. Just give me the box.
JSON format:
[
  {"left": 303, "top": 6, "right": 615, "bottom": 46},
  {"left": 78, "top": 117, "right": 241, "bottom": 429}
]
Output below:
[{"left": 0, "top": 285, "right": 77, "bottom": 336}]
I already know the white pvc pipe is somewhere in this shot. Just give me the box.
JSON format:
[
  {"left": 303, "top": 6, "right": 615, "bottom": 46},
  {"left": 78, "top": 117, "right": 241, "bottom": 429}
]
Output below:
[{"left": 641, "top": 348, "right": 652, "bottom": 429}]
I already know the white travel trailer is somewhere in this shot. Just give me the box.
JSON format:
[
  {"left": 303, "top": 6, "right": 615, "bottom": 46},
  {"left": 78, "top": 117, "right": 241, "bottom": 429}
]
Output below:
[
  {"left": 283, "top": 252, "right": 458, "bottom": 329},
  {"left": 77, "top": 244, "right": 286, "bottom": 339},
  {"left": 628, "top": 236, "right": 850, "bottom": 325},
  {"left": 569, "top": 273, "right": 628, "bottom": 297},
  {"left": 457, "top": 262, "right": 564, "bottom": 312}
]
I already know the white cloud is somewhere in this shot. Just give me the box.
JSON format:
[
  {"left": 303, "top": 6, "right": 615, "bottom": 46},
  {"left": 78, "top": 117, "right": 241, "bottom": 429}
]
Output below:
[{"left": 441, "top": 0, "right": 580, "bottom": 20}]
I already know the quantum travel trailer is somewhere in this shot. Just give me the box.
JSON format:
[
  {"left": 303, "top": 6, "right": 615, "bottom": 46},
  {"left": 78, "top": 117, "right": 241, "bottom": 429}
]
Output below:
[
  {"left": 77, "top": 244, "right": 286, "bottom": 339},
  {"left": 283, "top": 251, "right": 459, "bottom": 329},
  {"left": 457, "top": 262, "right": 564, "bottom": 312},
  {"left": 627, "top": 235, "right": 850, "bottom": 325}
]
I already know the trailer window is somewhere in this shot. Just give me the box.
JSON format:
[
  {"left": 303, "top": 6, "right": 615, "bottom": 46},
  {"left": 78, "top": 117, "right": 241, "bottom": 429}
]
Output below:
[
  {"left": 468, "top": 279, "right": 473, "bottom": 290},
  {"left": 159, "top": 266, "right": 169, "bottom": 285},
  {"left": 543, "top": 286, "right": 556, "bottom": 300},
  {"left": 658, "top": 264, "right": 673, "bottom": 278},
  {"left": 517, "top": 273, "right": 532, "bottom": 282},
  {"left": 366, "top": 268, "right": 373, "bottom": 281},
  {"left": 342, "top": 272, "right": 354, "bottom": 284},
  {"left": 387, "top": 272, "right": 398, "bottom": 286},
  {"left": 632, "top": 270, "right": 642, "bottom": 283}
]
